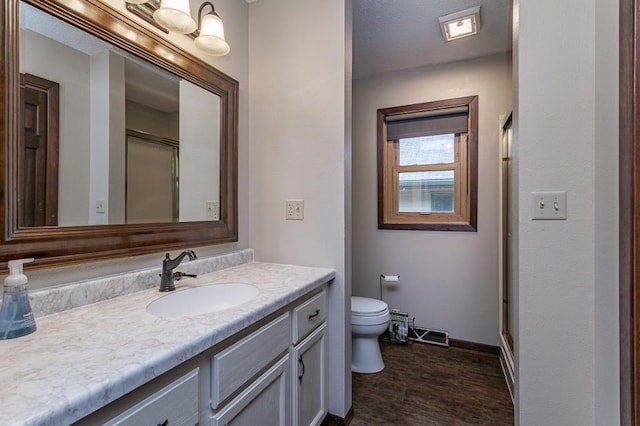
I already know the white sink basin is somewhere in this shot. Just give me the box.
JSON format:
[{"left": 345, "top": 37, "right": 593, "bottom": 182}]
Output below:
[{"left": 146, "top": 283, "right": 259, "bottom": 317}]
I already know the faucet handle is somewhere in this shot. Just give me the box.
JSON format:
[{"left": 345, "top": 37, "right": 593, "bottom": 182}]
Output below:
[{"left": 172, "top": 271, "right": 197, "bottom": 281}]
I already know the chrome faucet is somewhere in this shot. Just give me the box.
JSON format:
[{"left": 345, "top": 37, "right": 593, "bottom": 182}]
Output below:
[{"left": 159, "top": 250, "right": 197, "bottom": 292}]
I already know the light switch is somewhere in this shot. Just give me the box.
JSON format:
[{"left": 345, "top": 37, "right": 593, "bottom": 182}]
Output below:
[
  {"left": 206, "top": 200, "right": 220, "bottom": 221},
  {"left": 531, "top": 191, "right": 567, "bottom": 220},
  {"left": 285, "top": 200, "right": 304, "bottom": 220},
  {"left": 95, "top": 199, "right": 105, "bottom": 214}
]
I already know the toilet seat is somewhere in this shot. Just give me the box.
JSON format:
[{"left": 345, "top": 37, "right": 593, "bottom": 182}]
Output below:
[
  {"left": 352, "top": 296, "right": 388, "bottom": 315},
  {"left": 352, "top": 297, "right": 389, "bottom": 326}
]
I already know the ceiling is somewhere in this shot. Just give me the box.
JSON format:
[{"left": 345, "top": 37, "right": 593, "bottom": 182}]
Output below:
[{"left": 352, "top": 0, "right": 513, "bottom": 80}]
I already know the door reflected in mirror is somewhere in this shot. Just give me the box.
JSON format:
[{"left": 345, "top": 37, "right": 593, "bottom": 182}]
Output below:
[{"left": 18, "top": 2, "right": 221, "bottom": 226}]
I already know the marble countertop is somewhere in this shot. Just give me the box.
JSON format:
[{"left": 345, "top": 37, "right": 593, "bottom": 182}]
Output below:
[{"left": 0, "top": 261, "right": 335, "bottom": 426}]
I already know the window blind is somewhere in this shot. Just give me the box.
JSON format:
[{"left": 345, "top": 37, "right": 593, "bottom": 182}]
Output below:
[{"left": 386, "top": 107, "right": 468, "bottom": 140}]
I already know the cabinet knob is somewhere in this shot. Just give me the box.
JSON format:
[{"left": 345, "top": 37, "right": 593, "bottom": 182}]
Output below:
[{"left": 308, "top": 309, "right": 320, "bottom": 320}]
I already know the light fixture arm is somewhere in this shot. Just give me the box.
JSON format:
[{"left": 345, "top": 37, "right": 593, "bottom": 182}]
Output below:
[
  {"left": 127, "top": 0, "right": 230, "bottom": 55},
  {"left": 198, "top": 1, "right": 219, "bottom": 28}
]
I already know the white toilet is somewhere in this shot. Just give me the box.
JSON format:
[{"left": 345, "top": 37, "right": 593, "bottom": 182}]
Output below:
[{"left": 351, "top": 296, "right": 390, "bottom": 374}]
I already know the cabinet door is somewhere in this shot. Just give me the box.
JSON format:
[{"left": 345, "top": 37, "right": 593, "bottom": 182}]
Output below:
[
  {"left": 211, "top": 355, "right": 290, "bottom": 426},
  {"left": 211, "top": 313, "right": 290, "bottom": 409},
  {"left": 104, "top": 369, "right": 199, "bottom": 426},
  {"left": 292, "top": 323, "right": 327, "bottom": 426}
]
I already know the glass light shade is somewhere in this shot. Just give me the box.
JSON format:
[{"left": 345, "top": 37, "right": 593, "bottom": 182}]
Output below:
[
  {"left": 446, "top": 17, "right": 476, "bottom": 39},
  {"left": 194, "top": 13, "right": 230, "bottom": 56},
  {"left": 153, "top": 0, "right": 197, "bottom": 34},
  {"left": 438, "top": 6, "right": 480, "bottom": 42}
]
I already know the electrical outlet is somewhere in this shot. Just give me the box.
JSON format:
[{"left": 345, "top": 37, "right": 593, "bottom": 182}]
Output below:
[
  {"left": 286, "top": 199, "right": 304, "bottom": 220},
  {"left": 206, "top": 200, "right": 220, "bottom": 221},
  {"left": 95, "top": 199, "right": 105, "bottom": 214}
]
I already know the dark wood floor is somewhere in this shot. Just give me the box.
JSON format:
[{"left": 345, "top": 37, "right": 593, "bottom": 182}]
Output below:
[{"left": 350, "top": 340, "right": 514, "bottom": 425}]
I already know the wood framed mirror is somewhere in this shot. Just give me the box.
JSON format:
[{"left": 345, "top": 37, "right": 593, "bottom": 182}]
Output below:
[{"left": 1, "top": 0, "right": 238, "bottom": 270}]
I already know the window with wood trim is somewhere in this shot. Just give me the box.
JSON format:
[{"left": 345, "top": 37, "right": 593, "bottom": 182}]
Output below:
[{"left": 377, "top": 96, "right": 478, "bottom": 231}]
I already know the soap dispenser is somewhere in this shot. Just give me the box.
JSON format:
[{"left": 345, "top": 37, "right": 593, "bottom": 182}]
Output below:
[{"left": 0, "top": 258, "right": 37, "bottom": 340}]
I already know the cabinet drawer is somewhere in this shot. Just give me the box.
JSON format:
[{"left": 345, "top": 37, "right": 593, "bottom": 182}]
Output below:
[
  {"left": 211, "top": 313, "right": 290, "bottom": 409},
  {"left": 210, "top": 355, "right": 290, "bottom": 426},
  {"left": 292, "top": 290, "right": 327, "bottom": 344},
  {"left": 104, "top": 368, "right": 199, "bottom": 426}
]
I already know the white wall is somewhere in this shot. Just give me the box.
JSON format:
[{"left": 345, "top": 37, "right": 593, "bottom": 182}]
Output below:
[
  {"left": 90, "top": 51, "right": 112, "bottom": 226},
  {"left": 352, "top": 54, "right": 512, "bottom": 346},
  {"left": 179, "top": 80, "right": 220, "bottom": 221},
  {"left": 515, "top": 0, "right": 619, "bottom": 423},
  {"left": 20, "top": 29, "right": 92, "bottom": 226},
  {"left": 126, "top": 100, "right": 178, "bottom": 139},
  {"left": 594, "top": 0, "right": 619, "bottom": 422},
  {"left": 248, "top": 0, "right": 351, "bottom": 417},
  {"left": 108, "top": 51, "right": 127, "bottom": 225}
]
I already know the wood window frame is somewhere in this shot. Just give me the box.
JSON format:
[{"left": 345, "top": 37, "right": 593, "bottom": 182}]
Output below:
[{"left": 377, "top": 96, "right": 478, "bottom": 231}]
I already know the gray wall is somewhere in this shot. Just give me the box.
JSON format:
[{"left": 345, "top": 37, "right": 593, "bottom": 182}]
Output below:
[
  {"left": 248, "top": 0, "right": 351, "bottom": 417},
  {"left": 20, "top": 29, "right": 92, "bottom": 226},
  {"left": 514, "top": 0, "right": 619, "bottom": 423},
  {"left": 352, "top": 53, "right": 512, "bottom": 346}
]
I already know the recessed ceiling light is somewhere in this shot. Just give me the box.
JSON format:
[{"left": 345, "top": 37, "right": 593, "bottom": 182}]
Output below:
[{"left": 439, "top": 6, "right": 480, "bottom": 42}]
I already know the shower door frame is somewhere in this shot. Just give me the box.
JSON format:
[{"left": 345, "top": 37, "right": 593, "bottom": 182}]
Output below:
[{"left": 498, "top": 113, "right": 514, "bottom": 402}]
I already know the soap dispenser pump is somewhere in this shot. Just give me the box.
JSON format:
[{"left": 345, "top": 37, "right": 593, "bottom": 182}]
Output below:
[{"left": 0, "top": 258, "right": 37, "bottom": 340}]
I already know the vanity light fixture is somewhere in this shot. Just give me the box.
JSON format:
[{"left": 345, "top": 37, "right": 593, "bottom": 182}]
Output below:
[
  {"left": 194, "top": 2, "right": 230, "bottom": 56},
  {"left": 153, "top": 0, "right": 197, "bottom": 34},
  {"left": 125, "top": 0, "right": 230, "bottom": 56},
  {"left": 438, "top": 6, "right": 480, "bottom": 42}
]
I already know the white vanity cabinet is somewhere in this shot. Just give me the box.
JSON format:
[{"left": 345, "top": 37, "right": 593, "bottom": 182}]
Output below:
[
  {"left": 211, "top": 355, "right": 290, "bottom": 426},
  {"left": 210, "top": 288, "right": 328, "bottom": 426},
  {"left": 103, "top": 368, "right": 200, "bottom": 426},
  {"left": 293, "top": 323, "right": 327, "bottom": 426},
  {"left": 75, "top": 365, "right": 204, "bottom": 426},
  {"left": 291, "top": 290, "right": 328, "bottom": 426},
  {"left": 75, "top": 285, "right": 329, "bottom": 426},
  {"left": 209, "top": 313, "right": 291, "bottom": 425}
]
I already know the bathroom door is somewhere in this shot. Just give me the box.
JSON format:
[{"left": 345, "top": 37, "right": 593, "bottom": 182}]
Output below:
[{"left": 19, "top": 73, "right": 59, "bottom": 227}]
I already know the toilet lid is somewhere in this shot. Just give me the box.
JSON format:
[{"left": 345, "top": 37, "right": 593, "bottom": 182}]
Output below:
[{"left": 352, "top": 296, "right": 388, "bottom": 316}]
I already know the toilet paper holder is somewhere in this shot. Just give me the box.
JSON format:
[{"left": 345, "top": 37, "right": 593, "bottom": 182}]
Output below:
[{"left": 379, "top": 274, "right": 400, "bottom": 301}]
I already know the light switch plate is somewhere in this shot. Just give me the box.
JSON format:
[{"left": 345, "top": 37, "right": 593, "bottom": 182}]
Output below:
[
  {"left": 95, "top": 199, "right": 105, "bottom": 214},
  {"left": 531, "top": 191, "right": 567, "bottom": 220},
  {"left": 286, "top": 200, "right": 304, "bottom": 220},
  {"left": 206, "top": 200, "right": 220, "bottom": 221}
]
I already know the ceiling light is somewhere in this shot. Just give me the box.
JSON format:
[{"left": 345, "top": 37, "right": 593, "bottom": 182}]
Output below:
[{"left": 439, "top": 6, "right": 480, "bottom": 42}]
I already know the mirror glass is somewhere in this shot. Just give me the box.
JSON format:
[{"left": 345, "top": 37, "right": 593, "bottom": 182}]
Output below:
[
  {"left": 2, "top": 0, "right": 237, "bottom": 269},
  {"left": 18, "top": 2, "right": 220, "bottom": 226}
]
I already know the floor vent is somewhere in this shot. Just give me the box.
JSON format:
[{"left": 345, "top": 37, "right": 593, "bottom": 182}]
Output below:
[{"left": 408, "top": 326, "right": 449, "bottom": 347}]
